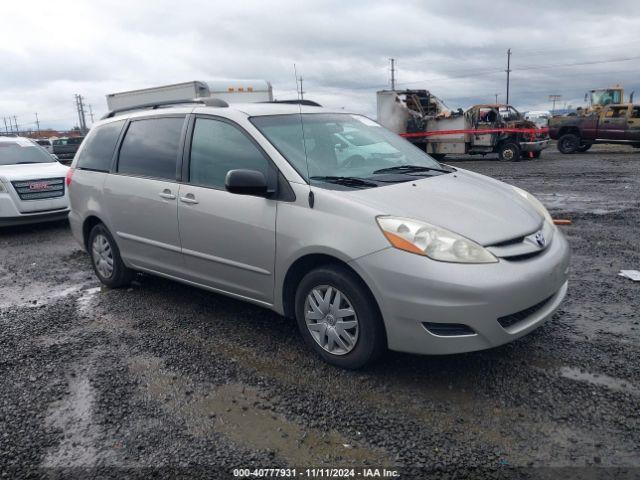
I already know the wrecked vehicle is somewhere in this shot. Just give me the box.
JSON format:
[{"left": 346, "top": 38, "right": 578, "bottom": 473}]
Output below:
[
  {"left": 377, "top": 90, "right": 549, "bottom": 161},
  {"left": 549, "top": 103, "right": 640, "bottom": 153}
]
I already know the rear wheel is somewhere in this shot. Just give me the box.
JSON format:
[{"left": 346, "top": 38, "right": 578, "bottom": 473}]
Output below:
[
  {"left": 295, "top": 265, "right": 386, "bottom": 369},
  {"left": 557, "top": 133, "right": 580, "bottom": 154},
  {"left": 498, "top": 142, "right": 521, "bottom": 162},
  {"left": 88, "top": 224, "right": 134, "bottom": 288}
]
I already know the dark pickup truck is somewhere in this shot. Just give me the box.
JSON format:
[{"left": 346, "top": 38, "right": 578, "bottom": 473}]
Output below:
[
  {"left": 549, "top": 104, "right": 640, "bottom": 153},
  {"left": 52, "top": 136, "right": 84, "bottom": 164}
]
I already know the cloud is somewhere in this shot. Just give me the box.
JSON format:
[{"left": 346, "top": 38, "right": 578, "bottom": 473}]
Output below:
[{"left": 0, "top": 0, "right": 638, "bottom": 130}]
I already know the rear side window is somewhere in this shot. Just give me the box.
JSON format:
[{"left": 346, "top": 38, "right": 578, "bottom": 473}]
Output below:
[
  {"left": 189, "top": 118, "right": 270, "bottom": 189},
  {"left": 117, "top": 117, "right": 185, "bottom": 180},
  {"left": 76, "top": 121, "right": 124, "bottom": 171}
]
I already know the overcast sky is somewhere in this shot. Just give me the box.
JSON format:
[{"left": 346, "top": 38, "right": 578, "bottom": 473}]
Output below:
[{"left": 1, "top": 0, "right": 639, "bottom": 131}]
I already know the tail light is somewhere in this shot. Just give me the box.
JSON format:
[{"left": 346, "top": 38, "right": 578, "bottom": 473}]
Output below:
[{"left": 65, "top": 168, "right": 74, "bottom": 186}]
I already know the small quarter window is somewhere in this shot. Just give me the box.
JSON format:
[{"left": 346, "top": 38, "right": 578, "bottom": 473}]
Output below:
[{"left": 76, "top": 121, "right": 124, "bottom": 171}]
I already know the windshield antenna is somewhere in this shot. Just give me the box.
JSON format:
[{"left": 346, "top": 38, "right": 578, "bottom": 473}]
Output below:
[{"left": 294, "top": 63, "right": 312, "bottom": 195}]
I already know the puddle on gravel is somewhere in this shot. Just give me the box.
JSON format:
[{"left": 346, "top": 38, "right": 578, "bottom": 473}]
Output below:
[
  {"left": 129, "top": 356, "right": 386, "bottom": 466},
  {"left": 0, "top": 284, "right": 81, "bottom": 309},
  {"left": 76, "top": 286, "right": 103, "bottom": 315},
  {"left": 42, "top": 368, "right": 115, "bottom": 467},
  {"left": 535, "top": 192, "right": 630, "bottom": 215},
  {"left": 559, "top": 367, "right": 639, "bottom": 396}
]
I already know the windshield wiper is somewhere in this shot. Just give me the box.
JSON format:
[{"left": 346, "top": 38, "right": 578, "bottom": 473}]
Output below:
[
  {"left": 372, "top": 165, "right": 452, "bottom": 175},
  {"left": 310, "top": 176, "right": 379, "bottom": 188}
]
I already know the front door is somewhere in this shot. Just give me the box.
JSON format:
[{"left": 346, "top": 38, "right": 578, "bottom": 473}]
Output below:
[
  {"left": 598, "top": 106, "right": 630, "bottom": 141},
  {"left": 104, "top": 116, "right": 186, "bottom": 276},
  {"left": 178, "top": 116, "right": 277, "bottom": 305}
]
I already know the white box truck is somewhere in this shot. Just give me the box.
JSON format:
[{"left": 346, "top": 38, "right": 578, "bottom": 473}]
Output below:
[{"left": 106, "top": 79, "right": 273, "bottom": 112}]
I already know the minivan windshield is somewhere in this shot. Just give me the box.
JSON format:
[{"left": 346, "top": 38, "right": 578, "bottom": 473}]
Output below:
[
  {"left": 0, "top": 141, "right": 55, "bottom": 165},
  {"left": 251, "top": 113, "right": 449, "bottom": 187}
]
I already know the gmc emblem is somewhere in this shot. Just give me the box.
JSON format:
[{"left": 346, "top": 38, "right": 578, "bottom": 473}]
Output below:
[{"left": 28, "top": 181, "right": 50, "bottom": 191}]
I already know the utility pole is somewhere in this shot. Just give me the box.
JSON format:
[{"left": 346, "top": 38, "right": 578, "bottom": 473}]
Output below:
[
  {"left": 75, "top": 94, "right": 88, "bottom": 134},
  {"left": 3, "top": 117, "right": 8, "bottom": 134},
  {"left": 13, "top": 116, "right": 19, "bottom": 135},
  {"left": 549, "top": 95, "right": 562, "bottom": 115},
  {"left": 494, "top": 93, "right": 499, "bottom": 104},
  {"left": 298, "top": 77, "right": 305, "bottom": 100},
  {"left": 390, "top": 58, "right": 396, "bottom": 90},
  {"left": 35, "top": 113, "right": 40, "bottom": 134},
  {"left": 88, "top": 105, "right": 95, "bottom": 124},
  {"left": 505, "top": 49, "right": 512, "bottom": 104}
]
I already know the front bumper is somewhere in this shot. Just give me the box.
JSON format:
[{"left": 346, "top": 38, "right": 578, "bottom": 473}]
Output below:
[
  {"left": 351, "top": 229, "right": 570, "bottom": 355},
  {"left": 520, "top": 139, "right": 549, "bottom": 152},
  {"left": 0, "top": 208, "right": 69, "bottom": 226}
]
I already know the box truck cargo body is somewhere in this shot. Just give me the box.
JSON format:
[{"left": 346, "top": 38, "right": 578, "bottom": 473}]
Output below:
[{"left": 106, "top": 80, "right": 273, "bottom": 111}]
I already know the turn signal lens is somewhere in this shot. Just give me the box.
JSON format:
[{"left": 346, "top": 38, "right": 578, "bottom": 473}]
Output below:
[
  {"left": 376, "top": 216, "right": 498, "bottom": 264},
  {"left": 65, "top": 168, "right": 74, "bottom": 187}
]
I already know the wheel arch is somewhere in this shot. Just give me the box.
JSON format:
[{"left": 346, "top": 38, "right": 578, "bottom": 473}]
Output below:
[
  {"left": 281, "top": 253, "right": 383, "bottom": 326},
  {"left": 82, "top": 215, "right": 104, "bottom": 251},
  {"left": 558, "top": 126, "right": 581, "bottom": 138}
]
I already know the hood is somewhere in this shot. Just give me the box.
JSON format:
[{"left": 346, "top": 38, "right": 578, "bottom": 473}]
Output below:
[
  {"left": 0, "top": 162, "right": 69, "bottom": 182},
  {"left": 343, "top": 169, "right": 542, "bottom": 246}
]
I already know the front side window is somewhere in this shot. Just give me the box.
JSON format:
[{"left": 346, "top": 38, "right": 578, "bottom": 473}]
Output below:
[
  {"left": 189, "top": 118, "right": 270, "bottom": 189},
  {"left": 0, "top": 140, "right": 55, "bottom": 165},
  {"left": 117, "top": 117, "right": 184, "bottom": 180},
  {"left": 77, "top": 120, "right": 124, "bottom": 171},
  {"left": 251, "top": 113, "right": 448, "bottom": 188}
]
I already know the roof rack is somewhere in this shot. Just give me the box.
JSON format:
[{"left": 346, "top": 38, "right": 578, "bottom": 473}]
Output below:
[
  {"left": 268, "top": 99, "right": 322, "bottom": 107},
  {"left": 101, "top": 97, "right": 229, "bottom": 120}
]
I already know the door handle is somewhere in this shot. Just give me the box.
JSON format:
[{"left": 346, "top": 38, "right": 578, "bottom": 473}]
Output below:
[
  {"left": 180, "top": 193, "right": 199, "bottom": 204},
  {"left": 159, "top": 189, "right": 176, "bottom": 200}
]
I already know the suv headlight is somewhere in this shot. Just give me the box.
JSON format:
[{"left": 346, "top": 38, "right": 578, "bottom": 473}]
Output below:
[
  {"left": 512, "top": 186, "right": 554, "bottom": 226},
  {"left": 376, "top": 216, "right": 498, "bottom": 264}
]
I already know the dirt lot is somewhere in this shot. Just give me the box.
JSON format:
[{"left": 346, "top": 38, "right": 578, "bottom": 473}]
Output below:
[{"left": 1, "top": 145, "right": 638, "bottom": 479}]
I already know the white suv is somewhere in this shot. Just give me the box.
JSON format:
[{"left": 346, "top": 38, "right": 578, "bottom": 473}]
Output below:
[{"left": 0, "top": 136, "right": 70, "bottom": 226}]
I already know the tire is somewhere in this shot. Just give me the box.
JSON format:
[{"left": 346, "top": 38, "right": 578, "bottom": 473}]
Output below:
[
  {"left": 88, "top": 223, "right": 134, "bottom": 288},
  {"left": 294, "top": 265, "right": 386, "bottom": 369},
  {"left": 430, "top": 153, "right": 446, "bottom": 161},
  {"left": 557, "top": 133, "right": 580, "bottom": 154},
  {"left": 498, "top": 142, "right": 521, "bottom": 162},
  {"left": 577, "top": 143, "right": 592, "bottom": 152}
]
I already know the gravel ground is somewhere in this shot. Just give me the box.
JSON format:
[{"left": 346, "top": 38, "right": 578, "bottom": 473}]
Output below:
[{"left": 0, "top": 145, "right": 638, "bottom": 479}]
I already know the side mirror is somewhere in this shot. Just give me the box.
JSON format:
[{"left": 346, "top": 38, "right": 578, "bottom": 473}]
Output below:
[{"left": 225, "top": 169, "right": 269, "bottom": 196}]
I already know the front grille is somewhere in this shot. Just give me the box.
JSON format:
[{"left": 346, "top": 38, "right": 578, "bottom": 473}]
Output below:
[
  {"left": 11, "top": 178, "right": 65, "bottom": 201},
  {"left": 423, "top": 322, "right": 476, "bottom": 336},
  {"left": 497, "top": 295, "right": 553, "bottom": 329}
]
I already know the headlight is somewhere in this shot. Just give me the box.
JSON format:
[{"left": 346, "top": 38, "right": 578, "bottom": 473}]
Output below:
[
  {"left": 512, "top": 186, "right": 554, "bottom": 225},
  {"left": 376, "top": 216, "right": 498, "bottom": 264}
]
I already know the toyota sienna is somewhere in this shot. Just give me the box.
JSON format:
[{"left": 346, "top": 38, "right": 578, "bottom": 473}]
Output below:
[{"left": 67, "top": 100, "right": 570, "bottom": 369}]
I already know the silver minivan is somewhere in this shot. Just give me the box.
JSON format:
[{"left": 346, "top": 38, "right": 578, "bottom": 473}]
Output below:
[{"left": 68, "top": 101, "right": 570, "bottom": 369}]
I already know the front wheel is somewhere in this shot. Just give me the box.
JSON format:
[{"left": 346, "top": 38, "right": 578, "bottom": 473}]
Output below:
[
  {"left": 577, "top": 143, "right": 592, "bottom": 152},
  {"left": 88, "top": 224, "right": 134, "bottom": 288},
  {"left": 498, "top": 142, "right": 521, "bottom": 162},
  {"left": 295, "top": 265, "right": 386, "bottom": 369},
  {"left": 557, "top": 133, "right": 580, "bottom": 154}
]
